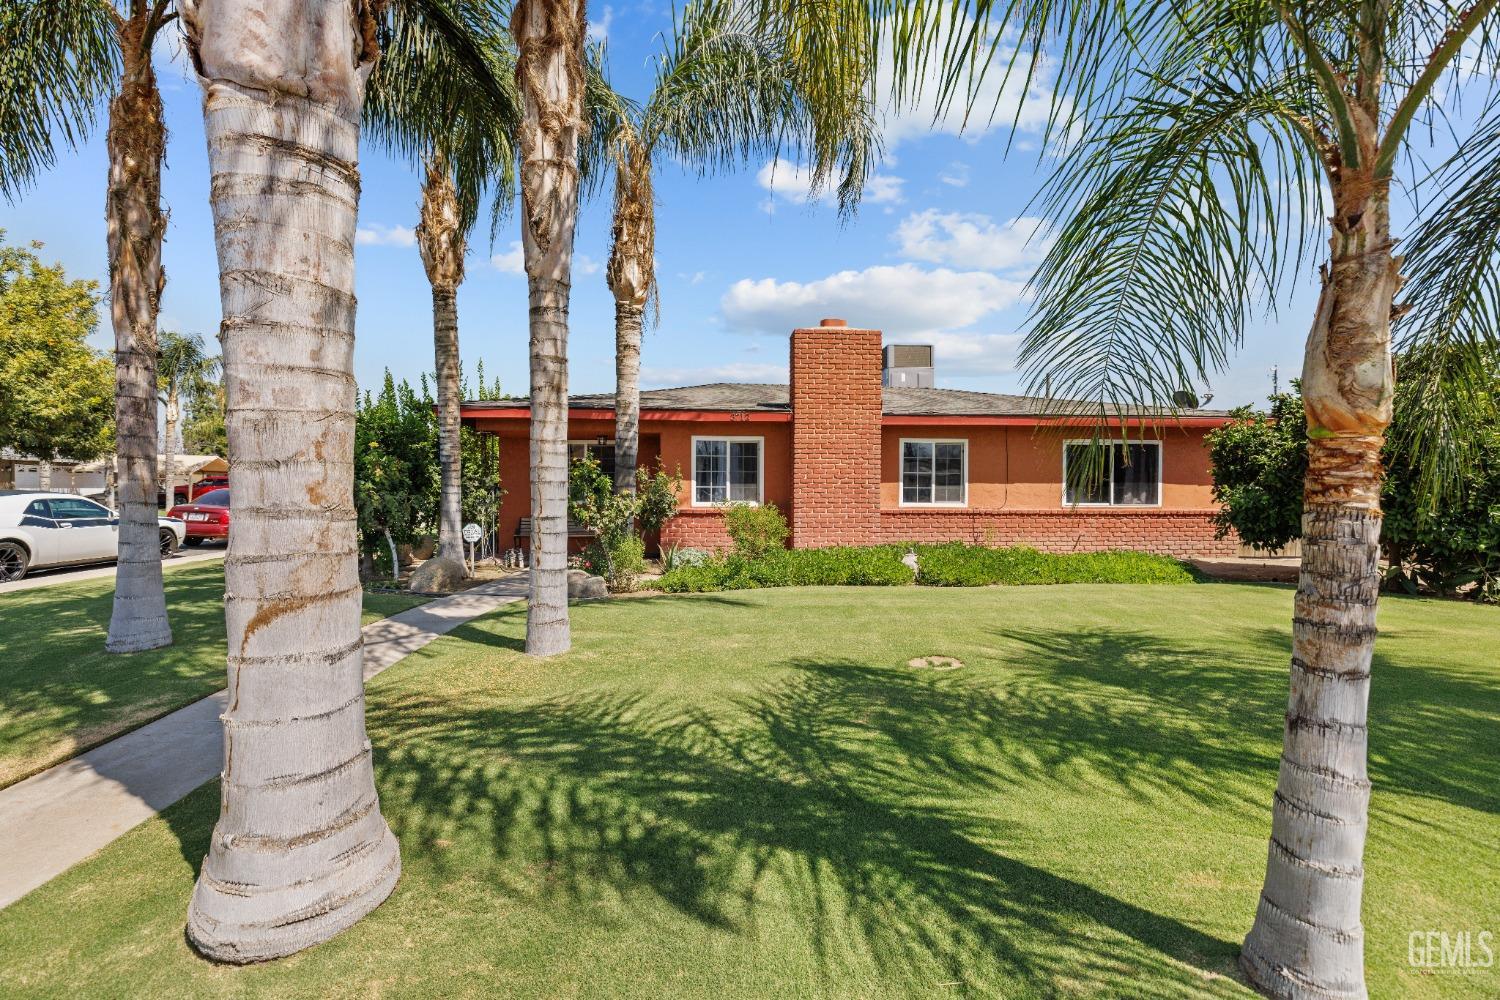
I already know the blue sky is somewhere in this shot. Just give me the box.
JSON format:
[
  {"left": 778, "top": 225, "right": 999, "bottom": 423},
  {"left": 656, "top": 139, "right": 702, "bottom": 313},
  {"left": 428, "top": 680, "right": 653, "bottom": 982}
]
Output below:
[{"left": 2, "top": 6, "right": 1320, "bottom": 409}]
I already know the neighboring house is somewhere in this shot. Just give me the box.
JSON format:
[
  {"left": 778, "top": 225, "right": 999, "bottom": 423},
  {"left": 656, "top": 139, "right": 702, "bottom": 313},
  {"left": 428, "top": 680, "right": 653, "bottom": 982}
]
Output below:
[
  {"left": 0, "top": 449, "right": 108, "bottom": 495},
  {"left": 461, "top": 319, "right": 1238, "bottom": 557}
]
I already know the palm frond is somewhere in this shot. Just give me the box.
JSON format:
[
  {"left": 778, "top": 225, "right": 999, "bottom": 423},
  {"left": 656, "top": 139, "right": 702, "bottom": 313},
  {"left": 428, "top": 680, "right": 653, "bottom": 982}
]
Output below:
[
  {"left": 0, "top": 0, "right": 118, "bottom": 201},
  {"left": 650, "top": 0, "right": 877, "bottom": 213},
  {"left": 1019, "top": 61, "right": 1327, "bottom": 420},
  {"left": 367, "top": 0, "right": 521, "bottom": 235},
  {"left": 1391, "top": 112, "right": 1500, "bottom": 505}
]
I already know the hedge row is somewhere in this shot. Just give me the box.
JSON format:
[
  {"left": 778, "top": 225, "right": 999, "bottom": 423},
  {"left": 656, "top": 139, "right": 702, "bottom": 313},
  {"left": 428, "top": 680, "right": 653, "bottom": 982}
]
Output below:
[
  {"left": 910, "top": 543, "right": 1194, "bottom": 587},
  {"left": 657, "top": 546, "right": 914, "bottom": 593},
  {"left": 655, "top": 543, "right": 1193, "bottom": 593}
]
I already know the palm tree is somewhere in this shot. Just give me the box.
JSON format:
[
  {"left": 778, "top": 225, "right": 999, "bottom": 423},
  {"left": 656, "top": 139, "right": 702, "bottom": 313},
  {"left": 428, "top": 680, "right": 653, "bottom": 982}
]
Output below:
[
  {"left": 157, "top": 330, "right": 219, "bottom": 505},
  {"left": 946, "top": 3, "right": 1500, "bottom": 995},
  {"left": 178, "top": 0, "right": 515, "bottom": 962},
  {"left": 0, "top": 1, "right": 180, "bottom": 653},
  {"left": 509, "top": 0, "right": 589, "bottom": 656},
  {"left": 367, "top": 11, "right": 521, "bottom": 570},
  {"left": 602, "top": 0, "right": 878, "bottom": 493}
]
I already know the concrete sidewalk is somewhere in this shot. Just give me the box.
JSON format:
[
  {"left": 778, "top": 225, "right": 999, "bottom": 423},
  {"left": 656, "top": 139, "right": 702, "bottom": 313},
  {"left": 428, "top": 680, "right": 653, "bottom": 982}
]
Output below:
[{"left": 0, "top": 575, "right": 528, "bottom": 910}]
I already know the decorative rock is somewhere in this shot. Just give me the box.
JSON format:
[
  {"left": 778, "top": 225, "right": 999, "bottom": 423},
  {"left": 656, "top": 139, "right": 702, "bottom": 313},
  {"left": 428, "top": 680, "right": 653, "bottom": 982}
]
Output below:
[
  {"left": 901, "top": 551, "right": 920, "bottom": 576},
  {"left": 409, "top": 556, "right": 466, "bottom": 594},
  {"left": 567, "top": 569, "right": 608, "bottom": 600}
]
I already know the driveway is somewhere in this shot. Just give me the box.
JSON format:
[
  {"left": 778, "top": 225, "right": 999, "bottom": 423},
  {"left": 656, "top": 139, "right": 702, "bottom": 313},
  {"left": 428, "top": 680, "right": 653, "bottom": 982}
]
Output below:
[{"left": 0, "top": 548, "right": 226, "bottom": 596}]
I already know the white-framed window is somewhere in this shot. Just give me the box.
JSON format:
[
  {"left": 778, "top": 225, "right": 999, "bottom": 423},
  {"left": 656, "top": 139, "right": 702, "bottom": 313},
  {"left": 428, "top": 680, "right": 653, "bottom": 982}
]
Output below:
[
  {"left": 1062, "top": 440, "right": 1162, "bottom": 506},
  {"left": 900, "top": 438, "right": 968, "bottom": 506},
  {"left": 692, "top": 436, "right": 763, "bottom": 506}
]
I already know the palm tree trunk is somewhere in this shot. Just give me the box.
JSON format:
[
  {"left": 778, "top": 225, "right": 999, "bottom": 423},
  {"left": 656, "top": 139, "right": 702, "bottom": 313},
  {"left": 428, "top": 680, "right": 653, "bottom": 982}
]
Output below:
[
  {"left": 105, "top": 14, "right": 172, "bottom": 654},
  {"left": 164, "top": 387, "right": 178, "bottom": 504},
  {"left": 416, "top": 158, "right": 467, "bottom": 568},
  {"left": 512, "top": 0, "right": 587, "bottom": 656},
  {"left": 1240, "top": 176, "right": 1398, "bottom": 1000},
  {"left": 182, "top": 0, "right": 399, "bottom": 962},
  {"left": 606, "top": 145, "right": 653, "bottom": 494},
  {"left": 612, "top": 298, "right": 643, "bottom": 493}
]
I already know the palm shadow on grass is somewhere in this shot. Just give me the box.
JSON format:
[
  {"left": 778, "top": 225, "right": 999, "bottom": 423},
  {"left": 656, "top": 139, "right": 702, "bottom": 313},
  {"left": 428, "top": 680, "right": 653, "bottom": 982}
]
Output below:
[{"left": 364, "top": 640, "right": 1264, "bottom": 996}]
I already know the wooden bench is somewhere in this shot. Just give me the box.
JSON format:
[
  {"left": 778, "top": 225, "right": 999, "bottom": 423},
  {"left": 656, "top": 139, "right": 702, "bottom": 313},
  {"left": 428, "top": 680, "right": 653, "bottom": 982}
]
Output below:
[{"left": 514, "top": 517, "right": 596, "bottom": 548}]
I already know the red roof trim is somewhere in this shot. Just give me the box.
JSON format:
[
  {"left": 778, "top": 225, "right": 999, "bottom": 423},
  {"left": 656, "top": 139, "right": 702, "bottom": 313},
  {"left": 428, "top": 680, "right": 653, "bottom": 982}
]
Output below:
[
  {"left": 463, "top": 406, "right": 792, "bottom": 423},
  {"left": 460, "top": 406, "right": 1230, "bottom": 428},
  {"left": 881, "top": 414, "right": 1232, "bottom": 428}
]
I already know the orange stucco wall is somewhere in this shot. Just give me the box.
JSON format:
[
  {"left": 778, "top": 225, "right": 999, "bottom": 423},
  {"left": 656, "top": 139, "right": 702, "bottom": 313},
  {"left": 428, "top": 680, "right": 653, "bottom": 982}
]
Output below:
[
  {"left": 475, "top": 414, "right": 793, "bottom": 553},
  {"left": 475, "top": 413, "right": 1229, "bottom": 558},
  {"left": 878, "top": 425, "right": 1218, "bottom": 511}
]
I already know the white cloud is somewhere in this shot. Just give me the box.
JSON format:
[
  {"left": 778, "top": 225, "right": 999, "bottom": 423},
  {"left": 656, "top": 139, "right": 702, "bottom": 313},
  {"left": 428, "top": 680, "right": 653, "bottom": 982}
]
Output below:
[
  {"left": 876, "top": 22, "right": 1065, "bottom": 148},
  {"left": 721, "top": 263, "right": 1026, "bottom": 337},
  {"left": 491, "top": 242, "right": 525, "bottom": 274},
  {"left": 757, "top": 160, "right": 903, "bottom": 209},
  {"left": 641, "top": 362, "right": 788, "bottom": 388},
  {"left": 679, "top": 270, "right": 708, "bottom": 285},
  {"left": 866, "top": 174, "right": 905, "bottom": 205},
  {"left": 587, "top": 4, "right": 613, "bottom": 44},
  {"left": 355, "top": 223, "right": 416, "bottom": 247},
  {"left": 894, "top": 211, "right": 1051, "bottom": 271},
  {"left": 939, "top": 162, "right": 971, "bottom": 188},
  {"left": 575, "top": 254, "right": 601, "bottom": 276},
  {"left": 909, "top": 330, "right": 1024, "bottom": 375}
]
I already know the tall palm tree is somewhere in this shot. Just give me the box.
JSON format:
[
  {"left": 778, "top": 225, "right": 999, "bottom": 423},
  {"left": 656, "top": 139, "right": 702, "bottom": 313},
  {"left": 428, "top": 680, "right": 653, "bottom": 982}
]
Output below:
[
  {"left": 179, "top": 0, "right": 515, "bottom": 962},
  {"left": 157, "top": 330, "right": 219, "bottom": 505},
  {"left": 0, "top": 1, "right": 179, "bottom": 653},
  {"left": 510, "top": 0, "right": 588, "bottom": 656},
  {"left": 367, "top": 9, "right": 521, "bottom": 570},
  {"left": 947, "top": 2, "right": 1500, "bottom": 995},
  {"left": 603, "top": 0, "right": 878, "bottom": 493}
]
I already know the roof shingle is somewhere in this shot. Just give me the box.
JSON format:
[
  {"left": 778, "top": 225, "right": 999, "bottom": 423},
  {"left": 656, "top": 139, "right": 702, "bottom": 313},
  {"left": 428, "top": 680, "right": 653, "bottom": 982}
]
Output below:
[{"left": 463, "top": 382, "right": 1228, "bottom": 418}]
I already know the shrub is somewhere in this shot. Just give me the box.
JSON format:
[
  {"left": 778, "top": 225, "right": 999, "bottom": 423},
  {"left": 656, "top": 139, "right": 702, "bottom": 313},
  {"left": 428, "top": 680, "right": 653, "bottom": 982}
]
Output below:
[
  {"left": 1208, "top": 367, "right": 1500, "bottom": 601},
  {"left": 723, "top": 501, "right": 789, "bottom": 558},
  {"left": 636, "top": 462, "right": 683, "bottom": 536},
  {"left": 657, "top": 545, "right": 914, "bottom": 593},
  {"left": 661, "top": 544, "right": 709, "bottom": 572},
  {"left": 911, "top": 543, "right": 1194, "bottom": 587},
  {"left": 1205, "top": 390, "right": 1306, "bottom": 553}
]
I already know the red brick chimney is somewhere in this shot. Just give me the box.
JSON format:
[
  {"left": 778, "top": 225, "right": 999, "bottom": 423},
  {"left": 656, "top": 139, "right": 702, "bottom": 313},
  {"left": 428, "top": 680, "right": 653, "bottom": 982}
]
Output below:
[{"left": 789, "top": 318, "right": 883, "bottom": 548}]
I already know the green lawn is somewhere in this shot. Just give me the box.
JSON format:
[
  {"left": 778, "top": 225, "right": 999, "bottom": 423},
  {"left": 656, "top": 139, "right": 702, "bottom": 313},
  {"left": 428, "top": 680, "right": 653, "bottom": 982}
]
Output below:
[
  {"left": 0, "top": 584, "right": 1494, "bottom": 999},
  {"left": 0, "top": 561, "right": 430, "bottom": 788}
]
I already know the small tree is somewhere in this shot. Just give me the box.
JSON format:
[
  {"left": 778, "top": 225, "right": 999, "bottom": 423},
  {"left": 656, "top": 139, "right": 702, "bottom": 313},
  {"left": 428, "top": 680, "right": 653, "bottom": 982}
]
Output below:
[
  {"left": 635, "top": 461, "right": 683, "bottom": 538},
  {"left": 1206, "top": 390, "right": 1307, "bottom": 553},
  {"left": 0, "top": 235, "right": 114, "bottom": 475},
  {"left": 355, "top": 373, "right": 439, "bottom": 580},
  {"left": 1210, "top": 374, "right": 1500, "bottom": 602}
]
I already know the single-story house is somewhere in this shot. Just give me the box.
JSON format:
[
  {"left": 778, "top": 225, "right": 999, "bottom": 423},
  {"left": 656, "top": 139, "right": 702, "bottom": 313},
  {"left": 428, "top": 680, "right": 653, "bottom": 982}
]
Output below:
[{"left": 460, "top": 319, "right": 1238, "bottom": 557}]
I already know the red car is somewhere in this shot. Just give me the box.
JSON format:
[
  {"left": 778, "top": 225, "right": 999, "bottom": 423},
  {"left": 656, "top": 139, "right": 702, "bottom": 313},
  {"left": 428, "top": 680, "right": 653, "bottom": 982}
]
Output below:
[
  {"left": 168, "top": 488, "right": 230, "bottom": 545},
  {"left": 169, "top": 475, "right": 229, "bottom": 508}
]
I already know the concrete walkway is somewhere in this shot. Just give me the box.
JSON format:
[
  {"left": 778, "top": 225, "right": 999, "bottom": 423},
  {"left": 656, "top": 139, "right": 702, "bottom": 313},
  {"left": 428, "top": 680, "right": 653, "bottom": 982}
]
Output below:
[
  {"left": 0, "top": 575, "right": 528, "bottom": 910},
  {"left": 0, "top": 548, "right": 225, "bottom": 595}
]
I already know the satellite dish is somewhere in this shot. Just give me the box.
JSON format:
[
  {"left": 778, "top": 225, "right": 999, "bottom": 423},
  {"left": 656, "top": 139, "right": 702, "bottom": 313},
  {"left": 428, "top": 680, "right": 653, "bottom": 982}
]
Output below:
[{"left": 1171, "top": 389, "right": 1200, "bottom": 409}]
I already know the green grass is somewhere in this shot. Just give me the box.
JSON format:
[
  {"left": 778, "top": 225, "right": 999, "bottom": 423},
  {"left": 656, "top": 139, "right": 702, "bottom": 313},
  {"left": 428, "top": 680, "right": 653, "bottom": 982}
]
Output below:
[
  {"left": 0, "top": 562, "right": 431, "bottom": 788},
  {"left": 0, "top": 583, "right": 1493, "bottom": 998}
]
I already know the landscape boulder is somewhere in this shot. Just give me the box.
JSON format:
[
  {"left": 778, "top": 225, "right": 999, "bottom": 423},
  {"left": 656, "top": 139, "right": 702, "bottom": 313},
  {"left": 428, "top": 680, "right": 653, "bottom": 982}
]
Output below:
[
  {"left": 409, "top": 556, "right": 466, "bottom": 594},
  {"left": 567, "top": 568, "right": 608, "bottom": 600}
]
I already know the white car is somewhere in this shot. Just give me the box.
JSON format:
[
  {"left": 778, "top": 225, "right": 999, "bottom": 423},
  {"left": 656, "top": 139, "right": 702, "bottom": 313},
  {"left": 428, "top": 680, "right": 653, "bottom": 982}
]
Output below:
[{"left": 0, "top": 491, "right": 186, "bottom": 583}]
